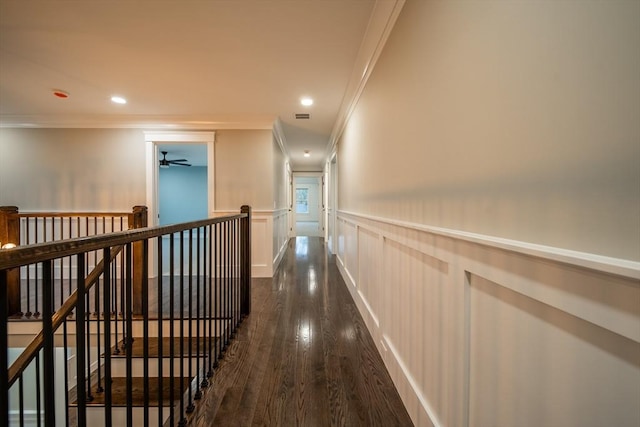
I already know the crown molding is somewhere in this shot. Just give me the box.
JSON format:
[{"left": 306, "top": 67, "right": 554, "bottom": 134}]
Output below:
[
  {"left": 0, "top": 114, "right": 276, "bottom": 130},
  {"left": 272, "top": 118, "right": 291, "bottom": 161},
  {"left": 325, "top": 0, "right": 406, "bottom": 159}
]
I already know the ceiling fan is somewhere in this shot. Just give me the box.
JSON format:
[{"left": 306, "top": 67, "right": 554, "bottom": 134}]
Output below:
[{"left": 159, "top": 151, "right": 191, "bottom": 168}]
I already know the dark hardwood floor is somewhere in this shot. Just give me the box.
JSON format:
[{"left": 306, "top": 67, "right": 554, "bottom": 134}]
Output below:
[{"left": 191, "top": 237, "right": 413, "bottom": 427}]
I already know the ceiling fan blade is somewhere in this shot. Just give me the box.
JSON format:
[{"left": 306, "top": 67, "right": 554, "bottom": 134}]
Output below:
[
  {"left": 174, "top": 163, "right": 192, "bottom": 167},
  {"left": 168, "top": 159, "right": 188, "bottom": 163}
]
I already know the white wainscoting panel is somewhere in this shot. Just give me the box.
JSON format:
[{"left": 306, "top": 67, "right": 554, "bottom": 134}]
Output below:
[
  {"left": 467, "top": 273, "right": 639, "bottom": 427},
  {"left": 272, "top": 209, "right": 289, "bottom": 272},
  {"left": 356, "top": 226, "right": 381, "bottom": 330},
  {"left": 215, "top": 209, "right": 287, "bottom": 278},
  {"left": 335, "top": 210, "right": 640, "bottom": 427}
]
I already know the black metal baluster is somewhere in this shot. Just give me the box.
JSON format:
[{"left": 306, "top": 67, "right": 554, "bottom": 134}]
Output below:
[
  {"left": 186, "top": 228, "right": 194, "bottom": 413},
  {"left": 103, "top": 247, "right": 112, "bottom": 427},
  {"left": 157, "top": 236, "right": 164, "bottom": 427},
  {"left": 68, "top": 217, "right": 73, "bottom": 306},
  {"left": 227, "top": 221, "right": 232, "bottom": 347},
  {"left": 125, "top": 243, "right": 133, "bottom": 427},
  {"left": 85, "top": 269, "right": 93, "bottom": 404},
  {"left": 207, "top": 224, "right": 214, "bottom": 378},
  {"left": 34, "top": 218, "right": 40, "bottom": 317},
  {"left": 143, "top": 239, "right": 150, "bottom": 427},
  {"left": 0, "top": 269, "right": 8, "bottom": 427},
  {"left": 36, "top": 354, "right": 41, "bottom": 427},
  {"left": 93, "top": 217, "right": 98, "bottom": 316},
  {"left": 57, "top": 217, "right": 64, "bottom": 312},
  {"left": 200, "top": 226, "right": 209, "bottom": 389},
  {"left": 195, "top": 227, "right": 204, "bottom": 397},
  {"left": 169, "top": 234, "right": 176, "bottom": 426},
  {"left": 216, "top": 222, "right": 222, "bottom": 364},
  {"left": 76, "top": 254, "right": 87, "bottom": 427},
  {"left": 112, "top": 216, "right": 117, "bottom": 318},
  {"left": 236, "top": 219, "right": 239, "bottom": 331},
  {"left": 95, "top": 273, "right": 103, "bottom": 394},
  {"left": 114, "top": 247, "right": 120, "bottom": 355},
  {"left": 221, "top": 222, "right": 226, "bottom": 355},
  {"left": 178, "top": 230, "right": 186, "bottom": 427},
  {"left": 19, "top": 375, "right": 25, "bottom": 427},
  {"left": 25, "top": 221, "right": 32, "bottom": 317},
  {"left": 63, "top": 317, "right": 70, "bottom": 427},
  {"left": 233, "top": 219, "right": 238, "bottom": 333},
  {"left": 43, "top": 260, "right": 55, "bottom": 427}
]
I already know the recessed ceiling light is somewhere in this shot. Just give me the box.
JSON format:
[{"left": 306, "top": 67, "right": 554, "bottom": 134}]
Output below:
[
  {"left": 111, "top": 96, "right": 127, "bottom": 104},
  {"left": 300, "top": 97, "right": 313, "bottom": 107},
  {"left": 304, "top": 150, "right": 311, "bottom": 157}
]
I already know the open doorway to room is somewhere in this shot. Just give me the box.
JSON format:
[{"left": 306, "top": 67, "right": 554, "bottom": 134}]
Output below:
[
  {"left": 144, "top": 131, "right": 215, "bottom": 276},
  {"left": 157, "top": 144, "right": 208, "bottom": 225},
  {"left": 293, "top": 173, "right": 323, "bottom": 237}
]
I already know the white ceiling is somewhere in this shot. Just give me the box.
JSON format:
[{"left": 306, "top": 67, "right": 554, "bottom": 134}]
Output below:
[{"left": 0, "top": 0, "right": 403, "bottom": 170}]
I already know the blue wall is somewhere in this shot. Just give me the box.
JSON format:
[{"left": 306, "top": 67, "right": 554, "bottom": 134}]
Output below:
[{"left": 159, "top": 166, "right": 207, "bottom": 225}]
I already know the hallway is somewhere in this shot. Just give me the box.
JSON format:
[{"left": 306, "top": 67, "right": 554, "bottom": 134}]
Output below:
[{"left": 192, "top": 237, "right": 412, "bottom": 426}]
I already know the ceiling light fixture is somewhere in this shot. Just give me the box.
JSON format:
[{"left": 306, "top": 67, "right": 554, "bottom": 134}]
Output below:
[
  {"left": 111, "top": 96, "right": 127, "bottom": 104},
  {"left": 300, "top": 97, "right": 313, "bottom": 107},
  {"left": 304, "top": 150, "right": 311, "bottom": 157}
]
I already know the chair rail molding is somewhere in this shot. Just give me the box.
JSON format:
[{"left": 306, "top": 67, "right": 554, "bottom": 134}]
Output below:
[{"left": 335, "top": 210, "right": 640, "bottom": 427}]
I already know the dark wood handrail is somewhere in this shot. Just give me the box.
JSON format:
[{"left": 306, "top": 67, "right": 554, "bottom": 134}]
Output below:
[
  {"left": 15, "top": 211, "right": 133, "bottom": 218},
  {"left": 0, "top": 214, "right": 246, "bottom": 270},
  {"left": 7, "top": 245, "right": 124, "bottom": 388}
]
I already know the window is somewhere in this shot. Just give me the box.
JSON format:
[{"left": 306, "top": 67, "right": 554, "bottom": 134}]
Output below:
[{"left": 296, "top": 188, "right": 309, "bottom": 214}]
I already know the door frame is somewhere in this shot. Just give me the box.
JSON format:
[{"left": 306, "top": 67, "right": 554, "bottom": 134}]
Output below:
[
  {"left": 145, "top": 131, "right": 216, "bottom": 227},
  {"left": 326, "top": 152, "right": 338, "bottom": 253},
  {"left": 144, "top": 131, "right": 215, "bottom": 276}
]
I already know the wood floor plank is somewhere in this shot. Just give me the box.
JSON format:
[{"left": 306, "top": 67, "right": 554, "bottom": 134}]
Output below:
[{"left": 192, "top": 237, "right": 413, "bottom": 426}]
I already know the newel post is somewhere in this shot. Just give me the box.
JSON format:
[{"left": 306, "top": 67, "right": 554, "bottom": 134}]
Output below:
[
  {"left": 129, "top": 205, "right": 148, "bottom": 315},
  {"left": 240, "top": 205, "right": 252, "bottom": 317},
  {"left": 0, "top": 206, "right": 21, "bottom": 316}
]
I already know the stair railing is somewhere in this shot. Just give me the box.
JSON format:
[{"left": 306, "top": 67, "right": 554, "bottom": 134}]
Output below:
[
  {"left": 0, "top": 205, "right": 252, "bottom": 427},
  {"left": 0, "top": 205, "right": 148, "bottom": 318}
]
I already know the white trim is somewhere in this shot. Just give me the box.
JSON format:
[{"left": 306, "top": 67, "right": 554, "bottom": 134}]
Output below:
[
  {"left": 326, "top": 0, "right": 406, "bottom": 157},
  {"left": 272, "top": 118, "right": 291, "bottom": 161},
  {"left": 338, "top": 210, "right": 640, "bottom": 280},
  {"left": 0, "top": 115, "right": 275, "bottom": 130}
]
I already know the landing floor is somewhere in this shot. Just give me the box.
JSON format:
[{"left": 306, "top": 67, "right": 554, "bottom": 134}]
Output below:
[{"left": 192, "top": 237, "right": 413, "bottom": 426}]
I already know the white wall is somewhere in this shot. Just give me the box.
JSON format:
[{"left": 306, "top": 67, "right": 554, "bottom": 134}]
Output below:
[
  {"left": 0, "top": 127, "right": 286, "bottom": 278},
  {"left": 338, "top": 0, "right": 640, "bottom": 262},
  {"left": 0, "top": 128, "right": 146, "bottom": 210},
  {"left": 215, "top": 129, "right": 274, "bottom": 210},
  {"left": 336, "top": 1, "right": 640, "bottom": 426}
]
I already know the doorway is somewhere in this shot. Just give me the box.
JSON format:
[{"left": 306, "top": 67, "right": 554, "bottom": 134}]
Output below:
[
  {"left": 293, "top": 173, "right": 323, "bottom": 237},
  {"left": 157, "top": 144, "right": 208, "bottom": 225},
  {"left": 144, "top": 131, "right": 215, "bottom": 228},
  {"left": 144, "top": 131, "right": 215, "bottom": 277}
]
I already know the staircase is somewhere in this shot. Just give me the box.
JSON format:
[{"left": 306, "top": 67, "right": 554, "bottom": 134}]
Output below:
[
  {"left": 0, "top": 206, "right": 252, "bottom": 427},
  {"left": 74, "top": 318, "right": 229, "bottom": 427}
]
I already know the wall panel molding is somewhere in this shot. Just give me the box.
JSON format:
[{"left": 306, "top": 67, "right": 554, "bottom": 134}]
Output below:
[
  {"left": 215, "top": 209, "right": 287, "bottom": 277},
  {"left": 336, "top": 210, "right": 640, "bottom": 427}
]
